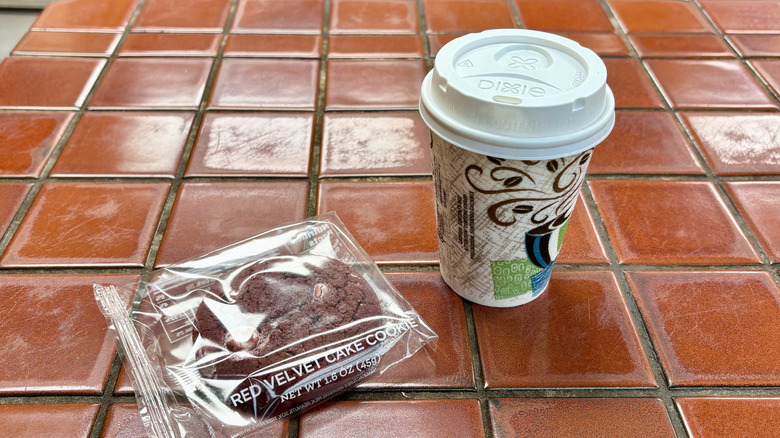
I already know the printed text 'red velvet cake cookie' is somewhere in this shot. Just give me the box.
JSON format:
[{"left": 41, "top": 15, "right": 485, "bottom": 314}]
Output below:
[{"left": 190, "top": 254, "right": 384, "bottom": 419}]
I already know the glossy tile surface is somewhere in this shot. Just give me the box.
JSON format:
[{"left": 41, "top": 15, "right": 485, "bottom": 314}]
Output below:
[
  {"left": 752, "top": 59, "right": 780, "bottom": 98},
  {"left": 119, "top": 33, "right": 221, "bottom": 56},
  {"left": 320, "top": 112, "right": 431, "bottom": 176},
  {"left": 516, "top": 0, "right": 613, "bottom": 33},
  {"left": 232, "top": 0, "right": 324, "bottom": 33},
  {"left": 326, "top": 59, "right": 426, "bottom": 109},
  {"left": 328, "top": 35, "right": 423, "bottom": 58},
  {"left": 702, "top": 0, "right": 780, "bottom": 34},
  {"left": 13, "top": 31, "right": 119, "bottom": 56},
  {"left": 50, "top": 112, "right": 193, "bottom": 177},
  {"left": 0, "top": 275, "right": 137, "bottom": 393},
  {"left": 604, "top": 58, "right": 664, "bottom": 109},
  {"left": 363, "top": 272, "right": 474, "bottom": 388},
  {"left": 317, "top": 181, "right": 439, "bottom": 264},
  {"left": 630, "top": 35, "right": 733, "bottom": 58},
  {"left": 1, "top": 183, "right": 169, "bottom": 267},
  {"left": 0, "top": 57, "right": 104, "bottom": 109},
  {"left": 677, "top": 397, "right": 780, "bottom": 438},
  {"left": 555, "top": 192, "right": 609, "bottom": 265},
  {"left": 155, "top": 181, "right": 308, "bottom": 266},
  {"left": 224, "top": 34, "right": 321, "bottom": 57},
  {"left": 724, "top": 182, "right": 780, "bottom": 262},
  {"left": 490, "top": 398, "right": 675, "bottom": 437},
  {"left": 0, "top": 111, "right": 73, "bottom": 177},
  {"left": 474, "top": 271, "right": 656, "bottom": 388},
  {"left": 729, "top": 35, "right": 780, "bottom": 57},
  {"left": 423, "top": 0, "right": 515, "bottom": 33},
  {"left": 679, "top": 112, "right": 780, "bottom": 175},
  {"left": 299, "top": 400, "right": 484, "bottom": 438},
  {"left": 331, "top": 0, "right": 418, "bottom": 34},
  {"left": 591, "top": 180, "right": 760, "bottom": 264},
  {"left": 645, "top": 59, "right": 777, "bottom": 109},
  {"left": 0, "top": 404, "right": 99, "bottom": 437},
  {"left": 90, "top": 58, "right": 211, "bottom": 109},
  {"left": 186, "top": 112, "right": 313, "bottom": 176},
  {"left": 610, "top": 0, "right": 713, "bottom": 34},
  {"left": 561, "top": 33, "right": 629, "bottom": 56},
  {"left": 0, "top": 183, "right": 32, "bottom": 236},
  {"left": 134, "top": 0, "right": 231, "bottom": 31},
  {"left": 102, "top": 404, "right": 288, "bottom": 437},
  {"left": 629, "top": 271, "right": 780, "bottom": 386},
  {"left": 588, "top": 111, "right": 704, "bottom": 175},
  {"left": 30, "top": 0, "right": 137, "bottom": 31},
  {"left": 209, "top": 59, "right": 319, "bottom": 110}
]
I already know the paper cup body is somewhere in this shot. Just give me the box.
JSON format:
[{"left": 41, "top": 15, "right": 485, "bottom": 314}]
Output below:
[{"left": 420, "top": 29, "right": 615, "bottom": 307}]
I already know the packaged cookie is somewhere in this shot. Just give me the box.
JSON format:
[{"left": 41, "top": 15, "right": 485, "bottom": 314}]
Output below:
[{"left": 95, "top": 213, "right": 437, "bottom": 438}]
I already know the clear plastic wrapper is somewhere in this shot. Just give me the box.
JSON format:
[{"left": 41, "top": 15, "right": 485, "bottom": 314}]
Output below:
[{"left": 95, "top": 213, "right": 438, "bottom": 438}]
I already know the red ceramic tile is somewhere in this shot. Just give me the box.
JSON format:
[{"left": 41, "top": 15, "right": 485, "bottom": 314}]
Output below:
[
  {"left": 645, "top": 59, "right": 777, "bottom": 109},
  {"left": 186, "top": 112, "right": 313, "bottom": 176},
  {"left": 555, "top": 193, "right": 609, "bottom": 264},
  {"left": 320, "top": 112, "right": 432, "bottom": 176},
  {"left": 1, "top": 182, "right": 169, "bottom": 267},
  {"left": 702, "top": 0, "right": 780, "bottom": 34},
  {"left": 516, "top": 0, "right": 613, "bottom": 33},
  {"left": 299, "top": 400, "right": 484, "bottom": 438},
  {"left": 328, "top": 35, "right": 423, "bottom": 58},
  {"left": 331, "top": 0, "right": 418, "bottom": 34},
  {"left": 224, "top": 34, "right": 321, "bottom": 57},
  {"left": 209, "top": 59, "right": 319, "bottom": 110},
  {"left": 428, "top": 34, "right": 461, "bottom": 57},
  {"left": 51, "top": 112, "right": 193, "bottom": 177},
  {"left": 316, "top": 181, "right": 438, "bottom": 264},
  {"left": 724, "top": 182, "right": 780, "bottom": 262},
  {"left": 424, "top": 0, "right": 516, "bottom": 33},
  {"left": 589, "top": 180, "right": 760, "bottom": 265},
  {"left": 155, "top": 181, "right": 309, "bottom": 266},
  {"left": 134, "top": 0, "right": 231, "bottom": 31},
  {"left": 679, "top": 112, "right": 780, "bottom": 175},
  {"left": 326, "top": 60, "right": 426, "bottom": 109},
  {"left": 0, "top": 111, "right": 73, "bottom": 177},
  {"left": 232, "top": 0, "right": 324, "bottom": 34},
  {"left": 0, "top": 183, "right": 32, "bottom": 236},
  {"left": 752, "top": 59, "right": 780, "bottom": 98},
  {"left": 360, "top": 271, "right": 474, "bottom": 389},
  {"left": 490, "top": 398, "right": 675, "bottom": 437},
  {"left": 90, "top": 58, "right": 212, "bottom": 109},
  {"left": 0, "top": 404, "right": 99, "bottom": 437},
  {"left": 119, "top": 33, "right": 221, "bottom": 56},
  {"left": 677, "top": 397, "right": 780, "bottom": 438},
  {"left": 31, "top": 0, "right": 137, "bottom": 31},
  {"left": 0, "top": 57, "right": 104, "bottom": 109},
  {"left": 559, "top": 33, "right": 630, "bottom": 57},
  {"left": 102, "top": 404, "right": 288, "bottom": 437},
  {"left": 603, "top": 58, "right": 664, "bottom": 109},
  {"left": 729, "top": 35, "right": 780, "bottom": 57},
  {"left": 588, "top": 111, "right": 704, "bottom": 175},
  {"left": 0, "top": 274, "right": 137, "bottom": 393},
  {"left": 473, "top": 270, "right": 655, "bottom": 388},
  {"left": 627, "top": 271, "right": 780, "bottom": 386},
  {"left": 13, "top": 31, "right": 120, "bottom": 56},
  {"left": 114, "top": 367, "right": 133, "bottom": 395},
  {"left": 609, "top": 0, "right": 713, "bottom": 34},
  {"left": 630, "top": 35, "right": 734, "bottom": 58}
]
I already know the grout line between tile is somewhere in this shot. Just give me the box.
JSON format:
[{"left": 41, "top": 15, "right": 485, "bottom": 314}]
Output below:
[{"left": 305, "top": 0, "right": 332, "bottom": 219}]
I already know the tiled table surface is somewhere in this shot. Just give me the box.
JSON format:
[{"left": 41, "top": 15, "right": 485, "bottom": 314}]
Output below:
[{"left": 1, "top": 0, "right": 779, "bottom": 437}]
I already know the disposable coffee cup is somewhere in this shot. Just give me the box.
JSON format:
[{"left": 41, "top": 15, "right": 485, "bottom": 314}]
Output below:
[{"left": 419, "top": 29, "right": 615, "bottom": 307}]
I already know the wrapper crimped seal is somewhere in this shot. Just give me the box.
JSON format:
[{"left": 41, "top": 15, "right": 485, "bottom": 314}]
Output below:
[{"left": 94, "top": 213, "right": 438, "bottom": 438}]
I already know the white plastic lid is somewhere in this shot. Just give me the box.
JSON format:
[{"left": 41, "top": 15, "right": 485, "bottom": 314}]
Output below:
[{"left": 420, "top": 29, "right": 615, "bottom": 160}]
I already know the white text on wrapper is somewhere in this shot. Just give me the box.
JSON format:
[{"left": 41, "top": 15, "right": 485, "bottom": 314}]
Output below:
[{"left": 228, "top": 320, "right": 420, "bottom": 408}]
